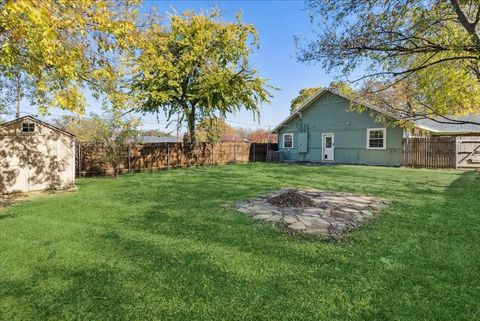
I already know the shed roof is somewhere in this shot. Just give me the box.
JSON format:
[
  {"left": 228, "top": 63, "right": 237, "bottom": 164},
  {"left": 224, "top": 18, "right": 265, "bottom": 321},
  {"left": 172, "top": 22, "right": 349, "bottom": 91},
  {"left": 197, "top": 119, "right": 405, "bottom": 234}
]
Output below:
[{"left": 0, "top": 116, "right": 75, "bottom": 138}]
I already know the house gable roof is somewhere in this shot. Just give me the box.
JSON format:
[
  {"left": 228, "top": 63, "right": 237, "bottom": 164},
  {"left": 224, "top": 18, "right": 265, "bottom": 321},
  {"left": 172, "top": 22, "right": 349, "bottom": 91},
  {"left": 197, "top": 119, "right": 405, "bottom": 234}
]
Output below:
[
  {"left": 272, "top": 88, "right": 399, "bottom": 132},
  {"left": 273, "top": 88, "right": 480, "bottom": 134},
  {"left": 0, "top": 116, "right": 75, "bottom": 138}
]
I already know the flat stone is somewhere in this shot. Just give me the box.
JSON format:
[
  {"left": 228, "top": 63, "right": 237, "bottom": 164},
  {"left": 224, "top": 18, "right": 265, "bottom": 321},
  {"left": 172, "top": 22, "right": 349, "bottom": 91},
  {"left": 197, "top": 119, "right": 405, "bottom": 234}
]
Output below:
[
  {"left": 280, "top": 208, "right": 298, "bottom": 216},
  {"left": 361, "top": 210, "right": 374, "bottom": 218},
  {"left": 252, "top": 214, "right": 272, "bottom": 220},
  {"left": 298, "top": 216, "right": 330, "bottom": 228},
  {"left": 345, "top": 196, "right": 373, "bottom": 204},
  {"left": 265, "top": 214, "right": 282, "bottom": 222},
  {"left": 369, "top": 203, "right": 388, "bottom": 211},
  {"left": 289, "top": 221, "right": 307, "bottom": 231},
  {"left": 303, "top": 228, "right": 329, "bottom": 235},
  {"left": 316, "top": 201, "right": 339, "bottom": 209},
  {"left": 236, "top": 207, "right": 252, "bottom": 214},
  {"left": 339, "top": 207, "right": 361, "bottom": 213},
  {"left": 346, "top": 202, "right": 370, "bottom": 210},
  {"left": 331, "top": 210, "right": 354, "bottom": 220},
  {"left": 283, "top": 215, "right": 298, "bottom": 224},
  {"left": 249, "top": 205, "right": 275, "bottom": 215}
]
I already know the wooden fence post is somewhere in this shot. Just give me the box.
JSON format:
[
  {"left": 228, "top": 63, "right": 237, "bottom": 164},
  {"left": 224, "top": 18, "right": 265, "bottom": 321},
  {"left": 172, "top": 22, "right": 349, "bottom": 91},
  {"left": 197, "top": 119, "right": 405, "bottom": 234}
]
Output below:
[
  {"left": 166, "top": 144, "right": 170, "bottom": 169},
  {"left": 234, "top": 144, "right": 237, "bottom": 163},
  {"left": 78, "top": 142, "right": 82, "bottom": 177},
  {"left": 266, "top": 142, "right": 269, "bottom": 162},
  {"left": 127, "top": 145, "right": 131, "bottom": 173},
  {"left": 212, "top": 144, "right": 214, "bottom": 165},
  {"left": 455, "top": 137, "right": 459, "bottom": 169}
]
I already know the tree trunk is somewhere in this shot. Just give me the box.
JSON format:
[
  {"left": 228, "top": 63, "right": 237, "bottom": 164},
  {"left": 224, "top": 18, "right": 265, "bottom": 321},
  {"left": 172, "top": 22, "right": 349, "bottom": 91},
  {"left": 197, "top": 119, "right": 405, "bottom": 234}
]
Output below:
[
  {"left": 114, "top": 163, "right": 120, "bottom": 178},
  {"left": 187, "top": 105, "right": 196, "bottom": 144}
]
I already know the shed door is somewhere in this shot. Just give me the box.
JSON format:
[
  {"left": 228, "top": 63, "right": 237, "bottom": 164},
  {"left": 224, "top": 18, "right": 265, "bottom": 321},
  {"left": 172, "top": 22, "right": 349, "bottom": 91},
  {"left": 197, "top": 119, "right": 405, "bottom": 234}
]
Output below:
[
  {"left": 322, "top": 133, "right": 334, "bottom": 161},
  {"left": 0, "top": 136, "right": 29, "bottom": 193}
]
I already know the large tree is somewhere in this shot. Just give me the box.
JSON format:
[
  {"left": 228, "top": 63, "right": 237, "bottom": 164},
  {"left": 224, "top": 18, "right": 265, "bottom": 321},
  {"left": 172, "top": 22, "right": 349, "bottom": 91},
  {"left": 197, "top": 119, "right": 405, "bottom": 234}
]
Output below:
[
  {"left": 131, "top": 10, "right": 272, "bottom": 143},
  {"left": 299, "top": 0, "right": 480, "bottom": 125},
  {"left": 61, "top": 112, "right": 141, "bottom": 177},
  {"left": 290, "top": 82, "right": 353, "bottom": 113},
  {"left": 196, "top": 117, "right": 238, "bottom": 143},
  {"left": 0, "top": 0, "right": 138, "bottom": 114},
  {"left": 290, "top": 87, "right": 321, "bottom": 113}
]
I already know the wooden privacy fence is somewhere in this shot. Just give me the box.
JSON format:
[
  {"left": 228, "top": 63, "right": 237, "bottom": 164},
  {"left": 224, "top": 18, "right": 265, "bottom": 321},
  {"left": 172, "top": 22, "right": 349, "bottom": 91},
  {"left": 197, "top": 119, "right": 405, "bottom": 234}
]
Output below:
[
  {"left": 76, "top": 142, "right": 277, "bottom": 176},
  {"left": 402, "top": 137, "right": 480, "bottom": 169},
  {"left": 456, "top": 136, "right": 480, "bottom": 168},
  {"left": 249, "top": 143, "right": 278, "bottom": 162}
]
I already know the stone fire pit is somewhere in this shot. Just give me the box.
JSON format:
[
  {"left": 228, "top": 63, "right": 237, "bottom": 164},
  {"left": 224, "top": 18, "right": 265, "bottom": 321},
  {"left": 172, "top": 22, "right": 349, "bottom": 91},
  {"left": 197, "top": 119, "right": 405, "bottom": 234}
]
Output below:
[{"left": 234, "top": 188, "right": 389, "bottom": 238}]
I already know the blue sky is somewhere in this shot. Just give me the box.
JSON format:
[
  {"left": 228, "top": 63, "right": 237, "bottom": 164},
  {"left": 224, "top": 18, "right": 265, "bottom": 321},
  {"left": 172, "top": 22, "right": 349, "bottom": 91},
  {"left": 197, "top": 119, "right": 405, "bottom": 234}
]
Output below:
[{"left": 21, "top": 0, "right": 338, "bottom": 133}]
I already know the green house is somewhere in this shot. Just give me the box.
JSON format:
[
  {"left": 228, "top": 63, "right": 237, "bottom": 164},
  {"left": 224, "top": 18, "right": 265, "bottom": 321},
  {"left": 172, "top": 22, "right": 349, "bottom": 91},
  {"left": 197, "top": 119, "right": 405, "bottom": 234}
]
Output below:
[{"left": 272, "top": 89, "right": 480, "bottom": 166}]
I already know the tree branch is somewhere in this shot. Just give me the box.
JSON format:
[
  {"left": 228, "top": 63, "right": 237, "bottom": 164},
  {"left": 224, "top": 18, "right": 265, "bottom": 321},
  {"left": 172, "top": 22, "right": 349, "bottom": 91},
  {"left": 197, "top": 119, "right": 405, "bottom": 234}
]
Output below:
[
  {"left": 350, "top": 54, "right": 479, "bottom": 83},
  {"left": 450, "top": 0, "right": 480, "bottom": 44}
]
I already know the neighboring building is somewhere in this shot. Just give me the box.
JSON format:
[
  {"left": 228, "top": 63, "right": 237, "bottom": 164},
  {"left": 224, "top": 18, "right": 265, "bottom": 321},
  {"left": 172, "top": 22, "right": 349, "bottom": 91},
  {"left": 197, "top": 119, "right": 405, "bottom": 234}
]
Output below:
[
  {"left": 413, "top": 115, "right": 480, "bottom": 136},
  {"left": 134, "top": 136, "right": 178, "bottom": 143},
  {"left": 0, "top": 116, "right": 76, "bottom": 194},
  {"left": 273, "top": 89, "right": 480, "bottom": 166}
]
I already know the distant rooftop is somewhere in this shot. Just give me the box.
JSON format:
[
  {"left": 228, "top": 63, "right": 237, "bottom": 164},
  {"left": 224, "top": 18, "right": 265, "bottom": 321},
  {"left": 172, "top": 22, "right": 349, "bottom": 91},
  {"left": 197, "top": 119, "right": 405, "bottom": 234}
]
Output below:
[
  {"left": 134, "top": 136, "right": 178, "bottom": 143},
  {"left": 413, "top": 114, "right": 480, "bottom": 134}
]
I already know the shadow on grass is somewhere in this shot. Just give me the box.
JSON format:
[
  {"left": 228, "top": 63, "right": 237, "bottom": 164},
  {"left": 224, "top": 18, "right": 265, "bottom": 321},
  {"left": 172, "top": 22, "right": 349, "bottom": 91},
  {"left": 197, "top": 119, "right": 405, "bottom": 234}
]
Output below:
[
  {"left": 0, "top": 264, "right": 134, "bottom": 321},
  {"left": 1, "top": 165, "right": 479, "bottom": 320}
]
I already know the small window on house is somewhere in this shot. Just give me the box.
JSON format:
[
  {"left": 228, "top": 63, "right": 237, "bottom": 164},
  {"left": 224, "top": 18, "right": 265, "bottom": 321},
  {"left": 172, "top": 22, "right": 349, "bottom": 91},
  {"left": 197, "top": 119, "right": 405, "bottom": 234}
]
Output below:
[
  {"left": 22, "top": 122, "right": 35, "bottom": 133},
  {"left": 283, "top": 133, "right": 293, "bottom": 148},
  {"left": 367, "top": 128, "right": 386, "bottom": 149},
  {"left": 325, "top": 136, "right": 332, "bottom": 148}
]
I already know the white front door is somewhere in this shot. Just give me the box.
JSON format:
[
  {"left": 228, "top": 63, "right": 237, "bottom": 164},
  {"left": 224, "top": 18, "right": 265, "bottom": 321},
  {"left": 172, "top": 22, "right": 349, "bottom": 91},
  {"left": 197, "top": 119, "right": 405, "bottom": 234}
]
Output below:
[{"left": 322, "top": 133, "right": 334, "bottom": 161}]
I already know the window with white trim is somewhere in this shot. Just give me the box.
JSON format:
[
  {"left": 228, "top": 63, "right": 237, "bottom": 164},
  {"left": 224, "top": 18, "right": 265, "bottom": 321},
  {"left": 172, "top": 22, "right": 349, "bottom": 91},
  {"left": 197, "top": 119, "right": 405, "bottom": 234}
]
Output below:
[
  {"left": 367, "top": 128, "right": 386, "bottom": 149},
  {"left": 22, "top": 122, "right": 35, "bottom": 133},
  {"left": 283, "top": 133, "right": 293, "bottom": 148}
]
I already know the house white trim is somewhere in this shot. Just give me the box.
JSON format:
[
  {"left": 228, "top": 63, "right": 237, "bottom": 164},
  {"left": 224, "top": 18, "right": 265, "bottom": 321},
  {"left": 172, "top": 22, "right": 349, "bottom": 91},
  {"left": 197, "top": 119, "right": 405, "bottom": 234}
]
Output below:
[
  {"left": 282, "top": 133, "right": 294, "bottom": 148},
  {"left": 321, "top": 132, "right": 335, "bottom": 161},
  {"left": 272, "top": 88, "right": 400, "bottom": 133},
  {"left": 366, "top": 128, "right": 387, "bottom": 150}
]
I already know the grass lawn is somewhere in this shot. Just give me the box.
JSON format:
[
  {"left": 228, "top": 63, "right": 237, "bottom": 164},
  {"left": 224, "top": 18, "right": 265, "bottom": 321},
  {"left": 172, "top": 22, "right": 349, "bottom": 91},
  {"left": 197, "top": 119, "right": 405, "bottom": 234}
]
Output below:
[{"left": 0, "top": 163, "right": 479, "bottom": 321}]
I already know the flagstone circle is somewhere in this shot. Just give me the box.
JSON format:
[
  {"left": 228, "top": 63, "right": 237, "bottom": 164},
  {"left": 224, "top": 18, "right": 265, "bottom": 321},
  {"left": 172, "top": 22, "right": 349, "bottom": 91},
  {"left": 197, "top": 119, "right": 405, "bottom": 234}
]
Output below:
[{"left": 233, "top": 188, "right": 389, "bottom": 238}]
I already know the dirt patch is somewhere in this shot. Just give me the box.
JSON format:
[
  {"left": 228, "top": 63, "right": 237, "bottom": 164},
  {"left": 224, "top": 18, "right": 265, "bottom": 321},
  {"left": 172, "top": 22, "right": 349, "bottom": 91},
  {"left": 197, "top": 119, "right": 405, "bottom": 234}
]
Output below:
[{"left": 267, "top": 190, "right": 314, "bottom": 208}]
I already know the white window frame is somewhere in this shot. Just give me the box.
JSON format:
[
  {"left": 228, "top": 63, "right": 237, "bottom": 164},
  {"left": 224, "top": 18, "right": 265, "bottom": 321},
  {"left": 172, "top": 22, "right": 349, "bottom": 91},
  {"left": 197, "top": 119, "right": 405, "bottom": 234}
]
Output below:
[
  {"left": 366, "top": 128, "right": 387, "bottom": 150},
  {"left": 283, "top": 133, "right": 294, "bottom": 149}
]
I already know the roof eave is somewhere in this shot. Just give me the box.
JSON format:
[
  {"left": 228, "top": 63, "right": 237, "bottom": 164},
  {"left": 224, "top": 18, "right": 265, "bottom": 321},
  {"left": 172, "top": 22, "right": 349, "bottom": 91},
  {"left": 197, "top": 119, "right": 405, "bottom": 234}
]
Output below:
[
  {"left": 0, "top": 115, "right": 76, "bottom": 138},
  {"left": 273, "top": 88, "right": 403, "bottom": 132},
  {"left": 272, "top": 89, "right": 329, "bottom": 132}
]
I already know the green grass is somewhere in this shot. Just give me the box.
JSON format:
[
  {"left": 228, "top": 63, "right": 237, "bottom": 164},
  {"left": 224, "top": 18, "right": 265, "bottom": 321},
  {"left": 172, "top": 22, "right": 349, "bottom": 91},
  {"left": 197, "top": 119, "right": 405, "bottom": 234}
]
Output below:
[{"left": 0, "top": 164, "right": 479, "bottom": 321}]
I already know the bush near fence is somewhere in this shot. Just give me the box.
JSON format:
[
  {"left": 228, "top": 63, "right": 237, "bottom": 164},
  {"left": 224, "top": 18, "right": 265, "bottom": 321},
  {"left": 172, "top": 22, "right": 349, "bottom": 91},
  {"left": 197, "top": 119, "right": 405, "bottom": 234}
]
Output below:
[{"left": 76, "top": 142, "right": 278, "bottom": 177}]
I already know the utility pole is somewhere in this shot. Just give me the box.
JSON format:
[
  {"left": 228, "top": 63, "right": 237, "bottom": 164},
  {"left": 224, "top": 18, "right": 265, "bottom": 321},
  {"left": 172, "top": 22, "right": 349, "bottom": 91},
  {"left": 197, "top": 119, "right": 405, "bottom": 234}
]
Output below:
[
  {"left": 16, "top": 74, "right": 21, "bottom": 118},
  {"left": 176, "top": 112, "right": 180, "bottom": 142}
]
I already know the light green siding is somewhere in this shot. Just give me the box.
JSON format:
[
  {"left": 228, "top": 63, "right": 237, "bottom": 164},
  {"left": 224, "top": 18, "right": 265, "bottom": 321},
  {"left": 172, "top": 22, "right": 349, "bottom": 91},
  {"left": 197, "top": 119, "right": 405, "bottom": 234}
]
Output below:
[
  {"left": 297, "top": 133, "right": 308, "bottom": 153},
  {"left": 277, "top": 92, "right": 404, "bottom": 166}
]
